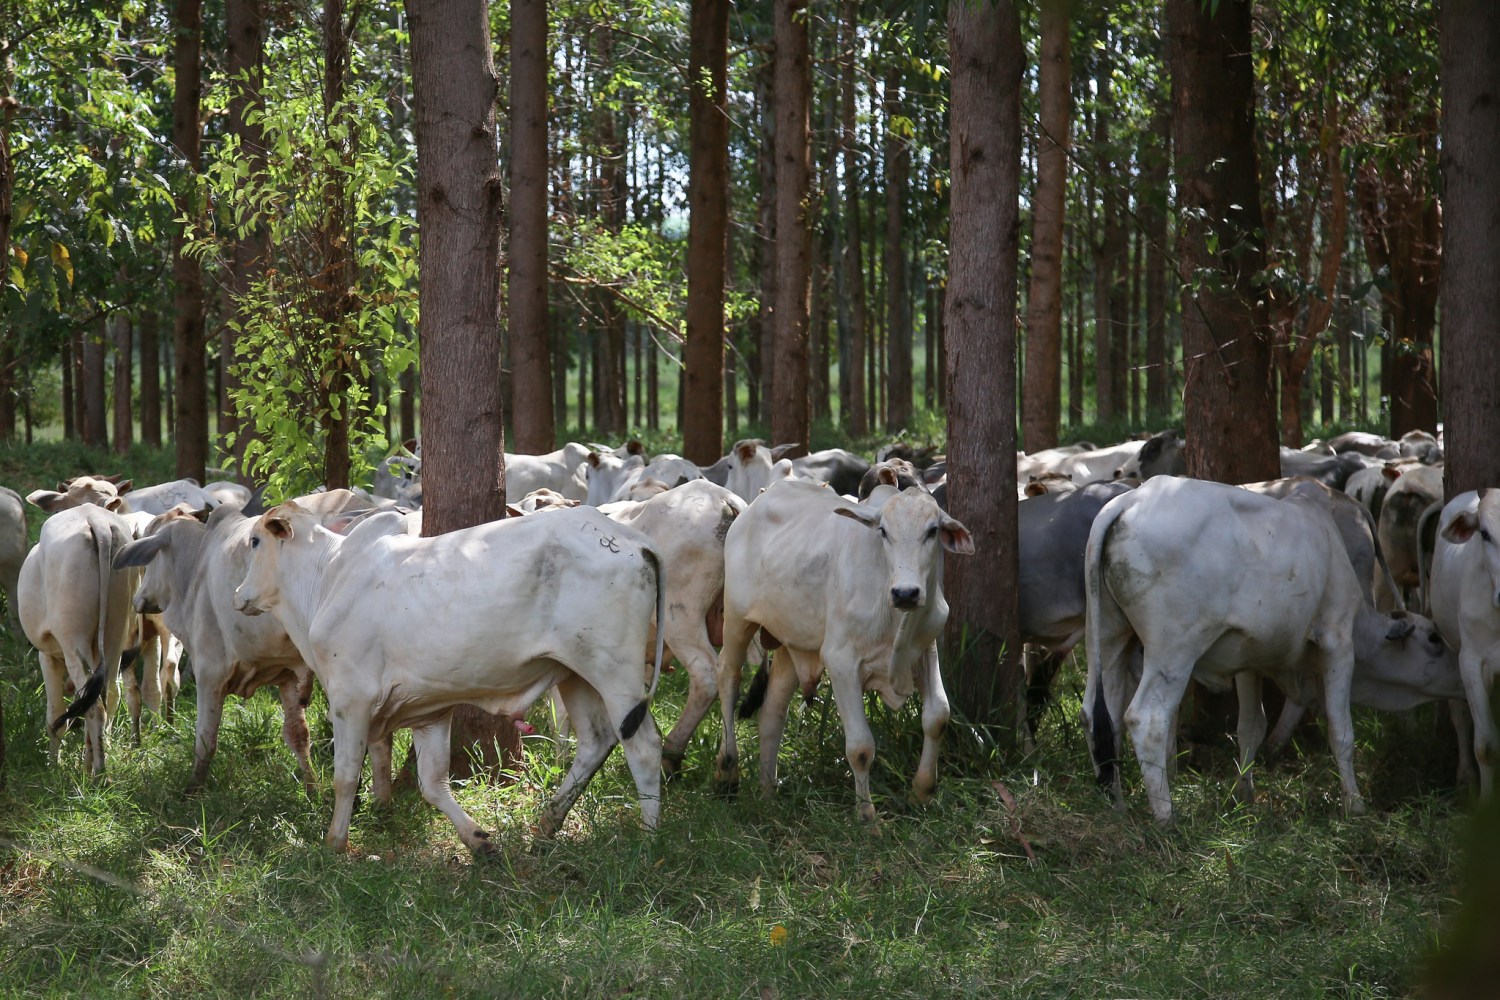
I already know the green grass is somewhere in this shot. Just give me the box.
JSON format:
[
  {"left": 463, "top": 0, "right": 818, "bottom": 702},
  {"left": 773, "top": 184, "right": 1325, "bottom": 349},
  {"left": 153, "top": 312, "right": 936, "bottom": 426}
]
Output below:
[{"left": 0, "top": 442, "right": 1472, "bottom": 998}]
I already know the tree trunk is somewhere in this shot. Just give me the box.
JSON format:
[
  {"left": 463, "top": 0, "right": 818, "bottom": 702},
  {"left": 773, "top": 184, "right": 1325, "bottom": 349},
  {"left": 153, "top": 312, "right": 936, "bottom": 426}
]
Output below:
[
  {"left": 1021, "top": 0, "right": 1069, "bottom": 452},
  {"left": 315, "top": 0, "right": 356, "bottom": 490},
  {"left": 1144, "top": 88, "right": 1171, "bottom": 421},
  {"left": 770, "top": 0, "right": 811, "bottom": 450},
  {"left": 1169, "top": 0, "right": 1279, "bottom": 485},
  {"left": 0, "top": 42, "right": 14, "bottom": 443},
  {"left": 83, "top": 320, "right": 109, "bottom": 449},
  {"left": 944, "top": 0, "right": 1022, "bottom": 730},
  {"left": 111, "top": 308, "right": 132, "bottom": 454},
  {"left": 138, "top": 313, "right": 161, "bottom": 447},
  {"left": 1440, "top": 0, "right": 1500, "bottom": 500},
  {"left": 751, "top": 64, "right": 774, "bottom": 428},
  {"left": 172, "top": 0, "right": 208, "bottom": 481},
  {"left": 839, "top": 0, "right": 867, "bottom": 437},
  {"left": 406, "top": 0, "right": 517, "bottom": 780},
  {"left": 1092, "top": 44, "right": 1122, "bottom": 424},
  {"left": 682, "top": 0, "right": 730, "bottom": 465},
  {"left": 883, "top": 61, "right": 911, "bottom": 433}
]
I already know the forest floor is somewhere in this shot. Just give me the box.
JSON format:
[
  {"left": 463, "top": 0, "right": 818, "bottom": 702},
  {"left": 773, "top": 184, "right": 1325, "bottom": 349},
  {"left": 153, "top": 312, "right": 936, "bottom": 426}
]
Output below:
[{"left": 0, "top": 442, "right": 1473, "bottom": 999}]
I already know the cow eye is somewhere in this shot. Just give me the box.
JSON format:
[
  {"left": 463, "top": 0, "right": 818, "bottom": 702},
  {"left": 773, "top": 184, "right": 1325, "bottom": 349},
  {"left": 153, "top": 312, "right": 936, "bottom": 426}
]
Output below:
[
  {"left": 925, "top": 525, "right": 938, "bottom": 541},
  {"left": 877, "top": 525, "right": 888, "bottom": 540},
  {"left": 251, "top": 536, "right": 260, "bottom": 549},
  {"left": 1483, "top": 528, "right": 1493, "bottom": 543}
]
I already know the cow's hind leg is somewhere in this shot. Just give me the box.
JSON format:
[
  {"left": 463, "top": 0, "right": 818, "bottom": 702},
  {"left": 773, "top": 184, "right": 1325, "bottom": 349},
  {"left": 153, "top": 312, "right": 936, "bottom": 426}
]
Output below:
[
  {"left": 410, "top": 720, "right": 492, "bottom": 854},
  {"left": 754, "top": 649, "right": 804, "bottom": 797},
  {"left": 714, "top": 610, "right": 759, "bottom": 792},
  {"left": 1233, "top": 672, "right": 1267, "bottom": 806},
  {"left": 1459, "top": 651, "right": 1497, "bottom": 798},
  {"left": 912, "top": 643, "right": 950, "bottom": 804},
  {"left": 615, "top": 694, "right": 663, "bottom": 830},
  {"left": 40, "top": 651, "right": 67, "bottom": 766},
  {"left": 1123, "top": 642, "right": 1203, "bottom": 825},
  {"left": 660, "top": 626, "right": 717, "bottom": 777},
  {"left": 536, "top": 677, "right": 619, "bottom": 839},
  {"left": 277, "top": 673, "right": 316, "bottom": 798}
]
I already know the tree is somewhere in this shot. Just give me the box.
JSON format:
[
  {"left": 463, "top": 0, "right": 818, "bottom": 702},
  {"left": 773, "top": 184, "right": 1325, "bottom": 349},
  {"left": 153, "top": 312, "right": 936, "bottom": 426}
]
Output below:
[
  {"left": 508, "top": 0, "right": 554, "bottom": 455},
  {"left": 172, "top": 0, "right": 208, "bottom": 482},
  {"left": 837, "top": 0, "right": 867, "bottom": 438},
  {"left": 1021, "top": 0, "right": 1069, "bottom": 451},
  {"left": 770, "top": 0, "right": 811, "bottom": 451},
  {"left": 943, "top": 0, "right": 1022, "bottom": 728},
  {"left": 1169, "top": 0, "right": 1279, "bottom": 486},
  {"left": 682, "top": 0, "right": 730, "bottom": 466},
  {"left": 1440, "top": 0, "right": 1500, "bottom": 499},
  {"left": 883, "top": 57, "right": 911, "bottom": 433},
  {"left": 405, "top": 0, "right": 516, "bottom": 779}
]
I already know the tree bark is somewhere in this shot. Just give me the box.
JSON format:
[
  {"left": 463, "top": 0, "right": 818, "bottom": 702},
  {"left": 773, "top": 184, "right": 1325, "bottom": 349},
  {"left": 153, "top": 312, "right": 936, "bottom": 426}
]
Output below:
[
  {"left": 750, "top": 64, "right": 775, "bottom": 427},
  {"left": 406, "top": 0, "right": 517, "bottom": 780},
  {"left": 943, "top": 0, "right": 1022, "bottom": 729},
  {"left": 682, "top": 0, "right": 730, "bottom": 465},
  {"left": 883, "top": 62, "right": 911, "bottom": 433},
  {"left": 1021, "top": 0, "right": 1069, "bottom": 451},
  {"left": 839, "top": 0, "right": 867, "bottom": 437},
  {"left": 770, "top": 0, "right": 811, "bottom": 450},
  {"left": 1092, "top": 42, "right": 1124, "bottom": 424},
  {"left": 82, "top": 320, "right": 108, "bottom": 449},
  {"left": 111, "top": 308, "right": 132, "bottom": 454},
  {"left": 1169, "top": 0, "right": 1280, "bottom": 485},
  {"left": 1440, "top": 0, "right": 1500, "bottom": 499},
  {"left": 224, "top": 0, "right": 267, "bottom": 480},
  {"left": 0, "top": 37, "right": 14, "bottom": 442},
  {"left": 1143, "top": 87, "right": 1172, "bottom": 421},
  {"left": 172, "top": 0, "right": 207, "bottom": 480}
]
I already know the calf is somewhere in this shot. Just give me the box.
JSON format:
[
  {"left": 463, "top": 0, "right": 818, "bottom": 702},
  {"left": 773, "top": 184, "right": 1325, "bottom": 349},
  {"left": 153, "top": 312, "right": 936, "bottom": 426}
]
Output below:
[
  {"left": 1377, "top": 462, "right": 1443, "bottom": 606},
  {"left": 504, "top": 443, "right": 595, "bottom": 503},
  {"left": 716, "top": 481, "right": 972, "bottom": 820},
  {"left": 1083, "top": 477, "right": 1452, "bottom": 823},
  {"left": 233, "top": 501, "right": 665, "bottom": 853},
  {"left": 18, "top": 504, "right": 135, "bottom": 774}
]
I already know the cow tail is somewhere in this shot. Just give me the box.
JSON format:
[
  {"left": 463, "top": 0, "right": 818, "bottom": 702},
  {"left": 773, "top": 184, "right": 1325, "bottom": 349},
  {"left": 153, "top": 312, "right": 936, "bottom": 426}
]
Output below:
[
  {"left": 620, "top": 546, "right": 665, "bottom": 741},
  {"left": 1083, "top": 495, "right": 1130, "bottom": 792},
  {"left": 1415, "top": 499, "right": 1445, "bottom": 617},
  {"left": 51, "top": 520, "right": 121, "bottom": 734},
  {"left": 1360, "top": 500, "right": 1407, "bottom": 614},
  {"left": 736, "top": 663, "right": 770, "bottom": 720}
]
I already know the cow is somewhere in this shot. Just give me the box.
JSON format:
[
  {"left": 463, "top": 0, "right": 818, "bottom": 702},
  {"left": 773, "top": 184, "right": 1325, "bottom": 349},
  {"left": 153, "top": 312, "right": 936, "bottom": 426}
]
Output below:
[
  {"left": 1428, "top": 490, "right": 1500, "bottom": 797},
  {"left": 1082, "top": 477, "right": 1453, "bottom": 823},
  {"left": 1377, "top": 462, "right": 1443, "bottom": 606},
  {"left": 30, "top": 475, "right": 221, "bottom": 516},
  {"left": 1015, "top": 481, "right": 1135, "bottom": 747},
  {"left": 1, "top": 486, "right": 26, "bottom": 629},
  {"left": 1327, "top": 431, "right": 1401, "bottom": 460},
  {"left": 1278, "top": 447, "right": 1370, "bottom": 490},
  {"left": 714, "top": 480, "right": 972, "bottom": 821},
  {"left": 1023, "top": 471, "right": 1081, "bottom": 498},
  {"left": 232, "top": 500, "right": 666, "bottom": 854},
  {"left": 723, "top": 439, "right": 802, "bottom": 501},
  {"left": 1114, "top": 430, "right": 1186, "bottom": 480},
  {"left": 595, "top": 480, "right": 747, "bottom": 770},
  {"left": 584, "top": 451, "right": 702, "bottom": 506},
  {"left": 1052, "top": 440, "right": 1146, "bottom": 484},
  {"left": 504, "top": 442, "right": 596, "bottom": 503},
  {"left": 792, "top": 449, "right": 871, "bottom": 496},
  {"left": 857, "top": 459, "right": 922, "bottom": 500},
  {"left": 18, "top": 503, "right": 135, "bottom": 774}
]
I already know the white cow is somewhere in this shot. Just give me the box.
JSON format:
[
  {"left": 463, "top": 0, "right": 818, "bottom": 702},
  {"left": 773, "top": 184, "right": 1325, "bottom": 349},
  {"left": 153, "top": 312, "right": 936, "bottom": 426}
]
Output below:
[
  {"left": 596, "top": 480, "right": 747, "bottom": 769},
  {"left": 584, "top": 451, "right": 702, "bottom": 506},
  {"left": 504, "top": 443, "right": 596, "bottom": 503},
  {"left": 1053, "top": 440, "right": 1145, "bottom": 484},
  {"left": 29, "top": 475, "right": 220, "bottom": 516},
  {"left": 1083, "top": 477, "right": 1453, "bottom": 823},
  {"left": 115, "top": 491, "right": 375, "bottom": 794},
  {"left": 1429, "top": 490, "right": 1500, "bottom": 796},
  {"left": 0, "top": 486, "right": 27, "bottom": 629},
  {"left": 18, "top": 503, "right": 135, "bottom": 774},
  {"left": 723, "top": 439, "right": 800, "bottom": 501},
  {"left": 232, "top": 501, "right": 666, "bottom": 853},
  {"left": 715, "top": 481, "right": 972, "bottom": 820}
]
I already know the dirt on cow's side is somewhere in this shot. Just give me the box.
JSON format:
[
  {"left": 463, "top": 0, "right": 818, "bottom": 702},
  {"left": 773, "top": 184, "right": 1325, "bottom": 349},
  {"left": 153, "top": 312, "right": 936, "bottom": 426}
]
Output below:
[{"left": 0, "top": 441, "right": 1470, "bottom": 999}]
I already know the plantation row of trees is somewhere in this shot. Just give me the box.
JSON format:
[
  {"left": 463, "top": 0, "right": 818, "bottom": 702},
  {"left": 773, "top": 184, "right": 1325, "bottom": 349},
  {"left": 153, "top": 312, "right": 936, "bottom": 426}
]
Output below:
[{"left": 1, "top": 2, "right": 1478, "bottom": 473}]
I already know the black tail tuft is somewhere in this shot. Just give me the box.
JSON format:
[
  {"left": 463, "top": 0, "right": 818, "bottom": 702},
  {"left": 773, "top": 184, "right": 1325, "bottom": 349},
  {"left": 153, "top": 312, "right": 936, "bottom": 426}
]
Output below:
[
  {"left": 1091, "top": 681, "right": 1117, "bottom": 790},
  {"left": 119, "top": 646, "right": 141, "bottom": 674},
  {"left": 619, "top": 699, "right": 650, "bottom": 740},
  {"left": 737, "top": 663, "right": 770, "bottom": 719},
  {"left": 52, "top": 662, "right": 109, "bottom": 734}
]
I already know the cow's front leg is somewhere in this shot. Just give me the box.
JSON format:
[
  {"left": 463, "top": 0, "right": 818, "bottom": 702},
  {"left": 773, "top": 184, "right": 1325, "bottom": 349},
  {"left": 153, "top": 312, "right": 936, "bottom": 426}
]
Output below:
[
  {"left": 1232, "top": 672, "right": 1266, "bottom": 806},
  {"left": 1320, "top": 644, "right": 1366, "bottom": 817},
  {"left": 755, "top": 651, "right": 802, "bottom": 796},
  {"left": 325, "top": 704, "right": 372, "bottom": 852},
  {"left": 827, "top": 657, "right": 878, "bottom": 823},
  {"left": 912, "top": 644, "right": 950, "bottom": 804},
  {"left": 410, "top": 720, "right": 492, "bottom": 854}
]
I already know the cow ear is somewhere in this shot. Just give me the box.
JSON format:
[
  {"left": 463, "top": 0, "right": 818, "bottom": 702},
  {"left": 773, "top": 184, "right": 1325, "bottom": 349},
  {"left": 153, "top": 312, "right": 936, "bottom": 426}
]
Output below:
[
  {"left": 266, "top": 515, "right": 295, "bottom": 540},
  {"left": 1385, "top": 617, "right": 1416, "bottom": 642},
  {"left": 103, "top": 474, "right": 127, "bottom": 485},
  {"left": 506, "top": 504, "right": 527, "bottom": 518},
  {"left": 587, "top": 451, "right": 601, "bottom": 468},
  {"left": 1381, "top": 464, "right": 1403, "bottom": 482},
  {"left": 114, "top": 532, "right": 170, "bottom": 570},
  {"left": 1141, "top": 437, "right": 1162, "bottom": 462},
  {"left": 104, "top": 496, "right": 130, "bottom": 514},
  {"left": 192, "top": 504, "right": 214, "bottom": 523},
  {"left": 878, "top": 466, "right": 900, "bottom": 487},
  {"left": 771, "top": 443, "right": 800, "bottom": 461},
  {"left": 1025, "top": 481, "right": 1047, "bottom": 498},
  {"left": 27, "top": 490, "right": 65, "bottom": 512},
  {"left": 1443, "top": 511, "right": 1480, "bottom": 544},
  {"left": 627, "top": 439, "right": 644, "bottom": 456},
  {"left": 833, "top": 503, "right": 881, "bottom": 529},
  {"left": 55, "top": 479, "right": 73, "bottom": 492},
  {"left": 940, "top": 515, "right": 976, "bottom": 555},
  {"left": 735, "top": 441, "right": 759, "bottom": 463}
]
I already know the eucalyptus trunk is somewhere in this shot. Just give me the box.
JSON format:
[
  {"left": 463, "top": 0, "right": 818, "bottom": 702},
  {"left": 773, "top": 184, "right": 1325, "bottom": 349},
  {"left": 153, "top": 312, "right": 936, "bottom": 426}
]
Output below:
[
  {"left": 770, "top": 0, "right": 811, "bottom": 450},
  {"left": 883, "top": 62, "right": 911, "bottom": 433},
  {"left": 508, "top": 0, "right": 553, "bottom": 454},
  {"left": 839, "top": 0, "right": 867, "bottom": 437},
  {"left": 172, "top": 0, "right": 208, "bottom": 481}
]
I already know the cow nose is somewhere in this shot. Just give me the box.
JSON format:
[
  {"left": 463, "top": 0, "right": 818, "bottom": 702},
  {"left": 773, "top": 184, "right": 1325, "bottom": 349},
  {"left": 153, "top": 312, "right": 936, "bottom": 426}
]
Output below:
[
  {"left": 233, "top": 592, "right": 262, "bottom": 616},
  {"left": 890, "top": 586, "right": 921, "bottom": 609},
  {"left": 136, "top": 596, "right": 161, "bottom": 616}
]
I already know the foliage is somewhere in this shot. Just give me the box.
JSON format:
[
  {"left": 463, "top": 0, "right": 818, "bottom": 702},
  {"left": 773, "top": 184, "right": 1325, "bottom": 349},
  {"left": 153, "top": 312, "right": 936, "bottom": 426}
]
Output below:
[{"left": 186, "top": 27, "right": 417, "bottom": 498}]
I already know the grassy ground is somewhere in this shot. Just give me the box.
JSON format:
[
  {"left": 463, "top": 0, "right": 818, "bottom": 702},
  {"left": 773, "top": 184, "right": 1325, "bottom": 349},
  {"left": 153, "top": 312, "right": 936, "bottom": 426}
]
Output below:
[{"left": 0, "top": 442, "right": 1470, "bottom": 999}]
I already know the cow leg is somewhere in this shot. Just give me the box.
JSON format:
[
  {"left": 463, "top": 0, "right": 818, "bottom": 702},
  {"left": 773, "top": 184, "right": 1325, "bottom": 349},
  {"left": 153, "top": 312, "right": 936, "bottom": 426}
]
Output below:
[
  {"left": 158, "top": 635, "right": 183, "bottom": 721},
  {"left": 661, "top": 627, "right": 718, "bottom": 777},
  {"left": 277, "top": 674, "right": 315, "bottom": 798},
  {"left": 1459, "top": 650, "right": 1497, "bottom": 798},
  {"left": 1233, "top": 672, "right": 1267, "bottom": 806},
  {"left": 1319, "top": 644, "right": 1366, "bottom": 816},
  {"left": 188, "top": 679, "right": 226, "bottom": 793},
  {"left": 1451, "top": 698, "right": 1477, "bottom": 791},
  {"left": 139, "top": 628, "right": 163, "bottom": 717},
  {"left": 827, "top": 657, "right": 879, "bottom": 823},
  {"left": 754, "top": 650, "right": 803, "bottom": 797},
  {"left": 714, "top": 611, "right": 759, "bottom": 792},
  {"left": 40, "top": 651, "right": 67, "bottom": 766},
  {"left": 368, "top": 735, "right": 394, "bottom": 807},
  {"left": 410, "top": 720, "right": 492, "bottom": 853},
  {"left": 912, "top": 643, "right": 950, "bottom": 804},
  {"left": 120, "top": 654, "right": 142, "bottom": 744},
  {"left": 1123, "top": 656, "right": 1196, "bottom": 825},
  {"left": 615, "top": 698, "right": 663, "bottom": 831},
  {"left": 1264, "top": 700, "right": 1306, "bottom": 760},
  {"left": 537, "top": 676, "right": 619, "bottom": 839},
  {"left": 325, "top": 704, "right": 373, "bottom": 852}
]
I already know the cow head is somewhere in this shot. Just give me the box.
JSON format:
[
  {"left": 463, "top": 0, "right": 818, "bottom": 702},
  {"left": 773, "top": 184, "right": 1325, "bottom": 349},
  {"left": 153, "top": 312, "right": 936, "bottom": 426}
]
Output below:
[
  {"left": 234, "top": 501, "right": 310, "bottom": 616},
  {"left": 585, "top": 451, "right": 645, "bottom": 506},
  {"left": 835, "top": 487, "right": 973, "bottom": 610},
  {"left": 27, "top": 475, "right": 131, "bottom": 514},
  {"left": 1441, "top": 489, "right": 1500, "bottom": 608},
  {"left": 726, "top": 439, "right": 800, "bottom": 502},
  {"left": 1353, "top": 608, "right": 1460, "bottom": 701}
]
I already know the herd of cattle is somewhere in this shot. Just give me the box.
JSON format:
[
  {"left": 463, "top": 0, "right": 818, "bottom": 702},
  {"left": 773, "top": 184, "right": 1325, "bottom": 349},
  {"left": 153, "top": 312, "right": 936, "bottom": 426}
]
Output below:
[{"left": 0, "top": 425, "right": 1495, "bottom": 854}]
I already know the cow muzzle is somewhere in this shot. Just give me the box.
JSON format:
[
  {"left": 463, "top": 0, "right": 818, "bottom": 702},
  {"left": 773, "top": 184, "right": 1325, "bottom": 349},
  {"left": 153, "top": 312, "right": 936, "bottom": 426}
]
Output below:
[
  {"left": 233, "top": 590, "right": 265, "bottom": 616},
  {"left": 890, "top": 585, "right": 922, "bottom": 610},
  {"left": 134, "top": 595, "right": 161, "bottom": 616}
]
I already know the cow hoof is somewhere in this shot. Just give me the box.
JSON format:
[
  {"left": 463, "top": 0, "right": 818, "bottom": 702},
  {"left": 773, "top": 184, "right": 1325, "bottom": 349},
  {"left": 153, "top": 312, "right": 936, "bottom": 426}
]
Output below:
[
  {"left": 1345, "top": 798, "right": 1368, "bottom": 818},
  {"left": 469, "top": 832, "right": 498, "bottom": 858},
  {"left": 661, "top": 747, "right": 686, "bottom": 780}
]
